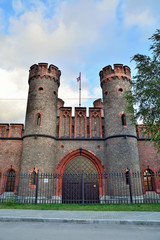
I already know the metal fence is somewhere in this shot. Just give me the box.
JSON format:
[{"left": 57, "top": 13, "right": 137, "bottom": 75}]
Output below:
[{"left": 0, "top": 170, "right": 160, "bottom": 204}]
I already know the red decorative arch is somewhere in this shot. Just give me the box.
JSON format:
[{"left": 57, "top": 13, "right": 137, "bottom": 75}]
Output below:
[
  {"left": 141, "top": 166, "right": 157, "bottom": 194},
  {"left": 55, "top": 148, "right": 106, "bottom": 196},
  {"left": 1, "top": 166, "right": 19, "bottom": 194}
]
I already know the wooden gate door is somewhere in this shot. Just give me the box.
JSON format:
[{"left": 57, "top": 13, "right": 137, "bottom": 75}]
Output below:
[{"left": 62, "top": 156, "right": 99, "bottom": 204}]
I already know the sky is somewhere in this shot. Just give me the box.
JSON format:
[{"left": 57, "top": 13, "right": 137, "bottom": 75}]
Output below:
[{"left": 0, "top": 0, "right": 159, "bottom": 123}]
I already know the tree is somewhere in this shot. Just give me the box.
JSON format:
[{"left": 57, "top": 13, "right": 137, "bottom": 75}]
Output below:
[{"left": 125, "top": 29, "right": 160, "bottom": 151}]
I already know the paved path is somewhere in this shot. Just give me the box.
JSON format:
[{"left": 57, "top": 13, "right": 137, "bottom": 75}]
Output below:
[
  {"left": 0, "top": 222, "right": 160, "bottom": 240},
  {"left": 0, "top": 209, "right": 160, "bottom": 225}
]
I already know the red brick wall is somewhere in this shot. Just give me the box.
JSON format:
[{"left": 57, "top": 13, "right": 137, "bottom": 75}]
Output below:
[
  {"left": 0, "top": 140, "right": 22, "bottom": 174},
  {"left": 138, "top": 140, "right": 160, "bottom": 172},
  {"left": 0, "top": 132, "right": 160, "bottom": 175}
]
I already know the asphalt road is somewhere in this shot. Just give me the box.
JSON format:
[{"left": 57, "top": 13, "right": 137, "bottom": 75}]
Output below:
[{"left": 0, "top": 222, "right": 160, "bottom": 240}]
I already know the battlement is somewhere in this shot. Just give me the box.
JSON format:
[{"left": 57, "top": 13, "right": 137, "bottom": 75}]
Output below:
[
  {"left": 28, "top": 63, "right": 61, "bottom": 86},
  {"left": 57, "top": 98, "right": 65, "bottom": 109},
  {"left": 136, "top": 125, "right": 152, "bottom": 139},
  {"left": 99, "top": 64, "right": 131, "bottom": 86},
  {"left": 57, "top": 98, "right": 65, "bottom": 116},
  {"left": 58, "top": 107, "right": 103, "bottom": 139},
  {"left": 93, "top": 98, "right": 104, "bottom": 117},
  {"left": 0, "top": 124, "right": 24, "bottom": 138}
]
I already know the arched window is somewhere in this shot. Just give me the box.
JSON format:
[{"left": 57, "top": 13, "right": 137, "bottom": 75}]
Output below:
[
  {"left": 31, "top": 170, "right": 37, "bottom": 185},
  {"left": 5, "top": 170, "right": 16, "bottom": 192},
  {"left": 37, "top": 113, "right": 41, "bottom": 126},
  {"left": 125, "top": 170, "right": 129, "bottom": 185},
  {"left": 121, "top": 114, "right": 127, "bottom": 126},
  {"left": 143, "top": 169, "right": 155, "bottom": 191}
]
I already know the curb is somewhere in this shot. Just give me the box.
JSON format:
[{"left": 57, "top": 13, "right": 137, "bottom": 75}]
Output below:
[{"left": 0, "top": 217, "right": 160, "bottom": 225}]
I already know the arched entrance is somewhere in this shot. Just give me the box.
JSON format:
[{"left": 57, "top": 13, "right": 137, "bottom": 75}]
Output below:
[
  {"left": 143, "top": 169, "right": 155, "bottom": 191},
  {"left": 62, "top": 156, "right": 99, "bottom": 203},
  {"left": 5, "top": 169, "right": 16, "bottom": 192},
  {"left": 55, "top": 148, "right": 106, "bottom": 203}
]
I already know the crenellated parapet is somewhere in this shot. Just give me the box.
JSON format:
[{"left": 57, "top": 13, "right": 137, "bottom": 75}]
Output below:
[
  {"left": 0, "top": 124, "right": 24, "bottom": 138},
  {"left": 136, "top": 125, "right": 152, "bottom": 139},
  {"left": 74, "top": 108, "right": 87, "bottom": 138},
  {"left": 57, "top": 98, "right": 65, "bottom": 109},
  {"left": 59, "top": 107, "right": 72, "bottom": 138},
  {"left": 58, "top": 106, "right": 104, "bottom": 139},
  {"left": 99, "top": 64, "right": 131, "bottom": 87},
  {"left": 93, "top": 98, "right": 104, "bottom": 117},
  {"left": 57, "top": 98, "right": 65, "bottom": 116},
  {"left": 0, "top": 124, "right": 9, "bottom": 137},
  {"left": 28, "top": 63, "right": 61, "bottom": 86},
  {"left": 89, "top": 108, "right": 102, "bottom": 138}
]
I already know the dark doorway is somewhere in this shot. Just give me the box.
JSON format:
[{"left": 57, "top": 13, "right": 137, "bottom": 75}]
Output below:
[
  {"left": 62, "top": 174, "right": 82, "bottom": 204},
  {"left": 62, "top": 156, "right": 99, "bottom": 204},
  {"left": 84, "top": 179, "right": 99, "bottom": 204},
  {"left": 5, "top": 170, "right": 16, "bottom": 192}
]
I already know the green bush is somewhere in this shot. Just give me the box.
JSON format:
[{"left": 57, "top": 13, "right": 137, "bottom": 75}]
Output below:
[{"left": 5, "top": 196, "right": 17, "bottom": 205}]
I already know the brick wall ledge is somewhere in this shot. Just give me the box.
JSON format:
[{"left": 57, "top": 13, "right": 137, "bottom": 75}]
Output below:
[
  {"left": 137, "top": 138, "right": 151, "bottom": 141},
  {"left": 105, "top": 134, "right": 137, "bottom": 140},
  {"left": 0, "top": 137, "right": 22, "bottom": 140},
  {"left": 22, "top": 134, "right": 103, "bottom": 141},
  {"left": 59, "top": 135, "right": 138, "bottom": 140},
  {"left": 0, "top": 135, "right": 151, "bottom": 141},
  {"left": 21, "top": 134, "right": 138, "bottom": 141},
  {"left": 22, "top": 134, "right": 56, "bottom": 140}
]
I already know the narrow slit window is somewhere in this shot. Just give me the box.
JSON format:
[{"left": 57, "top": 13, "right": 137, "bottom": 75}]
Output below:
[
  {"left": 37, "top": 114, "right": 41, "bottom": 126},
  {"left": 125, "top": 170, "right": 129, "bottom": 185},
  {"left": 121, "top": 114, "right": 127, "bottom": 126},
  {"left": 31, "top": 171, "right": 37, "bottom": 185}
]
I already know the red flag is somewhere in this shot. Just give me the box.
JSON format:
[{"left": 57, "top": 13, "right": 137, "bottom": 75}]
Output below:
[{"left": 77, "top": 72, "right": 81, "bottom": 82}]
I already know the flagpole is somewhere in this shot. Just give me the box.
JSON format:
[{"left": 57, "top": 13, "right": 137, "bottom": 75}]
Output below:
[{"left": 79, "top": 72, "right": 81, "bottom": 107}]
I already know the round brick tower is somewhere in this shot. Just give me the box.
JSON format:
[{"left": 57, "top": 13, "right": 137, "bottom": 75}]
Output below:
[
  {"left": 21, "top": 63, "right": 61, "bottom": 173},
  {"left": 99, "top": 64, "right": 140, "bottom": 173}
]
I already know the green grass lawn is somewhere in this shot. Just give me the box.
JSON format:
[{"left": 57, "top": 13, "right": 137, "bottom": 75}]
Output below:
[{"left": 0, "top": 203, "right": 160, "bottom": 211}]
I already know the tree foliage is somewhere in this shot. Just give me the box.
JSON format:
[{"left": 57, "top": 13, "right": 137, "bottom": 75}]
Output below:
[{"left": 125, "top": 29, "right": 160, "bottom": 151}]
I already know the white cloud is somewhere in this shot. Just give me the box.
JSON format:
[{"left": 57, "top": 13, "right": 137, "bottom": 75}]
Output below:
[
  {"left": 0, "top": 68, "right": 27, "bottom": 97},
  {"left": 93, "top": 87, "right": 102, "bottom": 97},
  {"left": 125, "top": 9, "right": 154, "bottom": 27},
  {"left": 0, "top": 0, "right": 119, "bottom": 122},
  {"left": 0, "top": 100, "right": 26, "bottom": 123},
  {"left": 1, "top": 0, "right": 159, "bottom": 123},
  {"left": 12, "top": 0, "right": 24, "bottom": 14},
  {"left": 59, "top": 73, "right": 101, "bottom": 111},
  {"left": 121, "top": 0, "right": 159, "bottom": 28},
  {"left": 0, "top": 0, "right": 119, "bottom": 69},
  {"left": 0, "top": 68, "right": 28, "bottom": 123}
]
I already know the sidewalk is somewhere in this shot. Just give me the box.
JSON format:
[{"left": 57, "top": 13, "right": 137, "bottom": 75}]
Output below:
[{"left": 0, "top": 209, "right": 160, "bottom": 225}]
